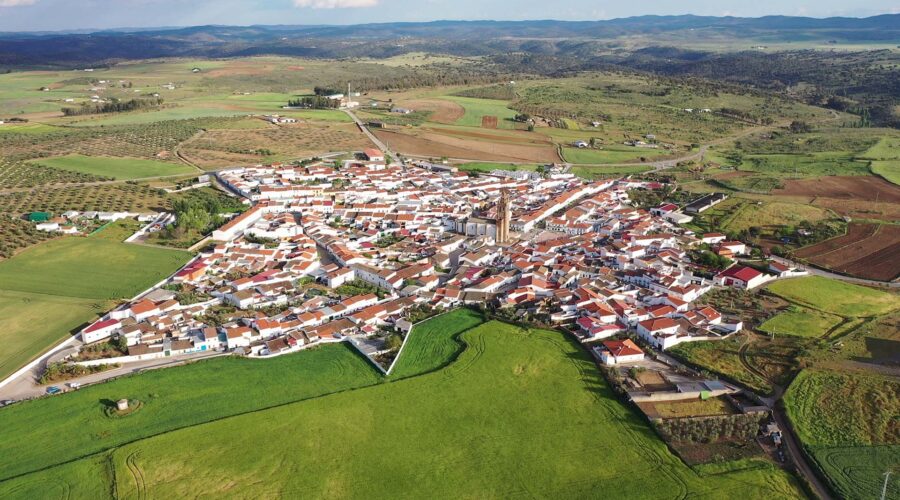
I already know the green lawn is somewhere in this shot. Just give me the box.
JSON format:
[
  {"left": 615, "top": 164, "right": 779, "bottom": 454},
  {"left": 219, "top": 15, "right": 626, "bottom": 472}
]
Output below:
[
  {"left": 0, "top": 290, "right": 111, "bottom": 380},
  {"left": 784, "top": 369, "right": 900, "bottom": 499},
  {"left": 758, "top": 306, "right": 843, "bottom": 338},
  {"left": 389, "top": 308, "right": 485, "bottom": 379},
  {"left": 0, "top": 321, "right": 805, "bottom": 498},
  {"left": 0, "top": 343, "right": 382, "bottom": 482},
  {"left": 32, "top": 155, "right": 195, "bottom": 180},
  {"left": 0, "top": 227, "right": 191, "bottom": 300},
  {"left": 439, "top": 95, "right": 518, "bottom": 129},
  {"left": 767, "top": 276, "right": 899, "bottom": 318},
  {"left": 562, "top": 146, "right": 666, "bottom": 164}
]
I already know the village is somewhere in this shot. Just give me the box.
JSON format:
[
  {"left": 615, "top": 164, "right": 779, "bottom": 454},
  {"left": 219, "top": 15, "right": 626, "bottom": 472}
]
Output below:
[{"left": 60, "top": 147, "right": 809, "bottom": 383}]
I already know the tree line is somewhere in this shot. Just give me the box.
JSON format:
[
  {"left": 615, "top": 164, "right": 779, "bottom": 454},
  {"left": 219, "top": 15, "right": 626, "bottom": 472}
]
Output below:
[{"left": 61, "top": 97, "right": 163, "bottom": 116}]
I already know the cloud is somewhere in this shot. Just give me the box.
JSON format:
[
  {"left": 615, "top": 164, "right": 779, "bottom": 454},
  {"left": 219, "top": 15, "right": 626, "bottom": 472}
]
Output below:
[
  {"left": 0, "top": 0, "right": 38, "bottom": 6},
  {"left": 293, "top": 0, "right": 379, "bottom": 8}
]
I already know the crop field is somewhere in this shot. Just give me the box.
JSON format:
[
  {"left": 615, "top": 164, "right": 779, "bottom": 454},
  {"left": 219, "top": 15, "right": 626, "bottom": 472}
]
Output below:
[
  {"left": 784, "top": 369, "right": 900, "bottom": 499},
  {"left": 372, "top": 128, "right": 560, "bottom": 163},
  {"left": 0, "top": 216, "right": 54, "bottom": 259},
  {"left": 180, "top": 122, "right": 373, "bottom": 169},
  {"left": 0, "top": 321, "right": 805, "bottom": 498},
  {"left": 795, "top": 223, "right": 900, "bottom": 281},
  {"left": 0, "top": 343, "right": 382, "bottom": 482},
  {"left": 32, "top": 155, "right": 195, "bottom": 180},
  {"left": 0, "top": 290, "right": 110, "bottom": 381},
  {"left": 389, "top": 308, "right": 485, "bottom": 379},
  {"left": 0, "top": 183, "right": 169, "bottom": 215},
  {"left": 758, "top": 305, "right": 843, "bottom": 338},
  {"left": 767, "top": 276, "right": 899, "bottom": 318},
  {"left": 0, "top": 158, "right": 105, "bottom": 189},
  {"left": 439, "top": 95, "right": 518, "bottom": 129},
  {"left": 0, "top": 225, "right": 190, "bottom": 300},
  {"left": 772, "top": 174, "right": 900, "bottom": 221},
  {"left": 562, "top": 146, "right": 668, "bottom": 164},
  {"left": 720, "top": 200, "right": 832, "bottom": 233}
]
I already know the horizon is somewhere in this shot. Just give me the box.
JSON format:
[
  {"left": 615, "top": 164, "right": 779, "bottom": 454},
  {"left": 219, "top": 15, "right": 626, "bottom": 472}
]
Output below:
[
  {"left": 0, "top": 0, "right": 897, "bottom": 33},
  {"left": 2, "top": 12, "right": 899, "bottom": 35}
]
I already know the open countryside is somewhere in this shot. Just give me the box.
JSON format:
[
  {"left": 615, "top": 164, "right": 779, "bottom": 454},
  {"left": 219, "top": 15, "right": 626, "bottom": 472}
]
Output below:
[{"left": 0, "top": 8, "right": 898, "bottom": 500}]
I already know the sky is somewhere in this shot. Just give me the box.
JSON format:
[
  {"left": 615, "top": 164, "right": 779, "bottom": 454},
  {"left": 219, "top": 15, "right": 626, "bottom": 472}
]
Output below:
[{"left": 0, "top": 0, "right": 896, "bottom": 32}]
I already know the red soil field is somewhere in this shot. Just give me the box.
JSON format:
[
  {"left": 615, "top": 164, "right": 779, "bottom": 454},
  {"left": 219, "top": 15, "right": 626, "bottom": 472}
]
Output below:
[
  {"left": 796, "top": 223, "right": 900, "bottom": 281},
  {"left": 481, "top": 116, "right": 498, "bottom": 129}
]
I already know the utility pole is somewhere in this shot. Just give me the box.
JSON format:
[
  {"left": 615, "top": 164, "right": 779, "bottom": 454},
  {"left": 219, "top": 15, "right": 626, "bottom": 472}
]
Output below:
[{"left": 881, "top": 471, "right": 892, "bottom": 500}]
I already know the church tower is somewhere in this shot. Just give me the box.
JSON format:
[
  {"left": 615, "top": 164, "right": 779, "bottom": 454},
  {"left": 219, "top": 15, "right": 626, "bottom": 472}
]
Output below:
[{"left": 496, "top": 189, "right": 511, "bottom": 244}]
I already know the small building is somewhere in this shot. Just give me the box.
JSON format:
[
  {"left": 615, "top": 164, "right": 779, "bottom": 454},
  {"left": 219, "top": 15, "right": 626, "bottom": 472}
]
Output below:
[
  {"left": 362, "top": 148, "right": 385, "bottom": 162},
  {"left": 116, "top": 399, "right": 129, "bottom": 411},
  {"left": 597, "top": 339, "right": 645, "bottom": 365}
]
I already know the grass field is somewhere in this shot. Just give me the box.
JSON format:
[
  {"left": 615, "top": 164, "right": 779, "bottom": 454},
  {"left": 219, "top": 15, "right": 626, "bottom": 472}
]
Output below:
[
  {"left": 0, "top": 222, "right": 189, "bottom": 381},
  {"left": 721, "top": 201, "right": 832, "bottom": 233},
  {"left": 0, "top": 343, "right": 382, "bottom": 482},
  {"left": 439, "top": 95, "right": 518, "bottom": 129},
  {"left": 870, "top": 160, "right": 900, "bottom": 185},
  {"left": 758, "top": 305, "right": 843, "bottom": 338},
  {"left": 669, "top": 336, "right": 772, "bottom": 394},
  {"left": 32, "top": 155, "right": 195, "bottom": 180},
  {"left": 767, "top": 276, "right": 899, "bottom": 318},
  {"left": 0, "top": 290, "right": 111, "bottom": 380},
  {"left": 0, "top": 321, "right": 805, "bottom": 498},
  {"left": 570, "top": 164, "right": 653, "bottom": 179},
  {"left": 562, "top": 146, "right": 666, "bottom": 164},
  {"left": 784, "top": 369, "right": 900, "bottom": 499},
  {"left": 0, "top": 223, "right": 190, "bottom": 300},
  {"left": 389, "top": 308, "right": 485, "bottom": 379}
]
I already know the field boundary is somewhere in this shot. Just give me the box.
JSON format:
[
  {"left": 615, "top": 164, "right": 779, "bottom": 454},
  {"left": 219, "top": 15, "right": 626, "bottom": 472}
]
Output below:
[{"left": 386, "top": 307, "right": 487, "bottom": 378}]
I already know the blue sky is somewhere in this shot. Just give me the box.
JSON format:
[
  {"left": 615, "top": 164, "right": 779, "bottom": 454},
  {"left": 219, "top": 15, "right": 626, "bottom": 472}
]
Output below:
[{"left": 0, "top": 0, "right": 896, "bottom": 32}]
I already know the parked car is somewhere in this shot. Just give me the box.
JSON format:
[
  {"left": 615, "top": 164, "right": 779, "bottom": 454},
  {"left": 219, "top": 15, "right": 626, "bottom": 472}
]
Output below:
[
  {"left": 45, "top": 386, "right": 61, "bottom": 395},
  {"left": 0, "top": 399, "right": 15, "bottom": 407},
  {"left": 67, "top": 382, "right": 81, "bottom": 389}
]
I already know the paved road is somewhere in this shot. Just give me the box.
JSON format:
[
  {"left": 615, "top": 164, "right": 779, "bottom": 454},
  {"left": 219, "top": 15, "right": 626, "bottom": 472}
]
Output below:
[
  {"left": 343, "top": 109, "right": 404, "bottom": 164},
  {"left": 769, "top": 255, "right": 899, "bottom": 289},
  {"left": 0, "top": 350, "right": 226, "bottom": 403}
]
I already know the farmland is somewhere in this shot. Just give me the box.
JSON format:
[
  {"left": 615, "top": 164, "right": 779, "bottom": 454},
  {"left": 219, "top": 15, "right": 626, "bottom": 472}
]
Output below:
[
  {"left": 562, "top": 145, "right": 668, "bottom": 164},
  {"left": 767, "top": 276, "right": 899, "bottom": 318},
  {"left": 758, "top": 306, "right": 843, "bottom": 338},
  {"left": 794, "top": 223, "right": 900, "bottom": 281},
  {"left": 784, "top": 369, "right": 900, "bottom": 499},
  {"left": 32, "top": 154, "right": 195, "bottom": 180},
  {"left": 0, "top": 321, "right": 805, "bottom": 498},
  {"left": 0, "top": 290, "right": 111, "bottom": 380},
  {"left": 389, "top": 308, "right": 485, "bottom": 379},
  {"left": 0, "top": 183, "right": 170, "bottom": 215},
  {"left": 439, "top": 95, "right": 518, "bottom": 128},
  {"left": 0, "top": 343, "right": 382, "bottom": 482},
  {"left": 0, "top": 223, "right": 190, "bottom": 300}
]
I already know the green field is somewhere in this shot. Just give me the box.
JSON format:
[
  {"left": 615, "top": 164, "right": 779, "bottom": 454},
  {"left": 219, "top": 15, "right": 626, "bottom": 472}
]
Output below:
[
  {"left": 758, "top": 306, "right": 843, "bottom": 338},
  {"left": 0, "top": 290, "right": 111, "bottom": 380},
  {"left": 0, "top": 343, "right": 382, "bottom": 482},
  {"left": 389, "top": 308, "right": 485, "bottom": 378},
  {"left": 66, "top": 106, "right": 247, "bottom": 126},
  {"left": 0, "top": 321, "right": 805, "bottom": 498},
  {"left": 562, "top": 146, "right": 666, "bottom": 164},
  {"left": 570, "top": 164, "right": 653, "bottom": 179},
  {"left": 0, "top": 223, "right": 189, "bottom": 380},
  {"left": 0, "top": 225, "right": 190, "bottom": 300},
  {"left": 767, "top": 276, "right": 899, "bottom": 318},
  {"left": 784, "top": 369, "right": 900, "bottom": 499},
  {"left": 721, "top": 201, "right": 832, "bottom": 232},
  {"left": 439, "top": 95, "right": 518, "bottom": 128},
  {"left": 32, "top": 155, "right": 195, "bottom": 180},
  {"left": 280, "top": 108, "right": 354, "bottom": 122},
  {"left": 870, "top": 160, "right": 900, "bottom": 185}
]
